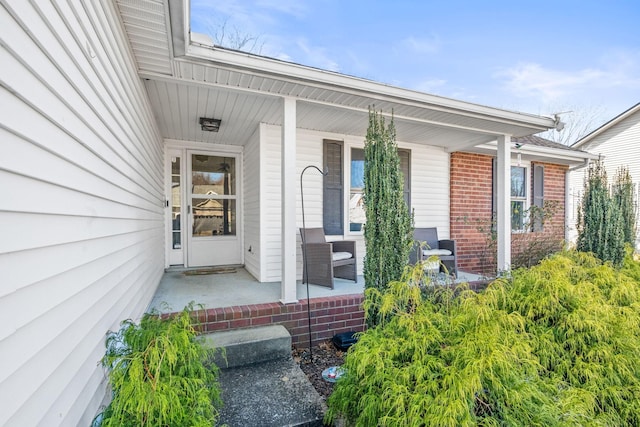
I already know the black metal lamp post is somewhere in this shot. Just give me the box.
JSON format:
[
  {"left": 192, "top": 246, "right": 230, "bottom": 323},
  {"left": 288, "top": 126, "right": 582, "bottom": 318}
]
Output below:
[{"left": 300, "top": 165, "right": 328, "bottom": 361}]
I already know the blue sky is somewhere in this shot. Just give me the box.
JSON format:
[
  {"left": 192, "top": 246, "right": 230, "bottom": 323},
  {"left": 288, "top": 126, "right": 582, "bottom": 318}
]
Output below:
[{"left": 191, "top": 0, "right": 640, "bottom": 132}]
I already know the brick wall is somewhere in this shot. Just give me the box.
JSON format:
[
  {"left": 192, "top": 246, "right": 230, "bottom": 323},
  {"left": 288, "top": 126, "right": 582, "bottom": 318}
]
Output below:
[
  {"left": 450, "top": 152, "right": 567, "bottom": 274},
  {"left": 191, "top": 294, "right": 365, "bottom": 346},
  {"left": 450, "top": 152, "right": 495, "bottom": 275}
]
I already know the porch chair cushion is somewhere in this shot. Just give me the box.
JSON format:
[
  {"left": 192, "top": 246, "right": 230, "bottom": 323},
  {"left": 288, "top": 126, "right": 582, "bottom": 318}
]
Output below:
[
  {"left": 421, "top": 248, "right": 452, "bottom": 257},
  {"left": 409, "top": 227, "right": 458, "bottom": 276},
  {"left": 332, "top": 252, "right": 353, "bottom": 262},
  {"left": 300, "top": 228, "right": 357, "bottom": 289}
]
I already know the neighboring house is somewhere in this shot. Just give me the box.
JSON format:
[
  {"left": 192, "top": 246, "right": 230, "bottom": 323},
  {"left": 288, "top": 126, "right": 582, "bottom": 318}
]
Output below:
[
  {"left": 0, "top": 0, "right": 594, "bottom": 425},
  {"left": 568, "top": 103, "right": 640, "bottom": 248}
]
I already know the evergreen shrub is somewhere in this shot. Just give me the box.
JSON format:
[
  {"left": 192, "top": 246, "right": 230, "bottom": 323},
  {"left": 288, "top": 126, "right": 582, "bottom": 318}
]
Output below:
[
  {"left": 327, "top": 251, "right": 640, "bottom": 426},
  {"left": 94, "top": 306, "right": 222, "bottom": 427},
  {"left": 363, "top": 108, "right": 413, "bottom": 295}
]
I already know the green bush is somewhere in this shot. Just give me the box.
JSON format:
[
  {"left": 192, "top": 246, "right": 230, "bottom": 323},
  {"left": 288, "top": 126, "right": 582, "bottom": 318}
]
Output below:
[
  {"left": 326, "top": 251, "right": 640, "bottom": 426},
  {"left": 363, "top": 109, "right": 413, "bottom": 295},
  {"left": 577, "top": 158, "right": 625, "bottom": 266},
  {"left": 95, "top": 306, "right": 222, "bottom": 427},
  {"left": 612, "top": 165, "right": 637, "bottom": 247}
]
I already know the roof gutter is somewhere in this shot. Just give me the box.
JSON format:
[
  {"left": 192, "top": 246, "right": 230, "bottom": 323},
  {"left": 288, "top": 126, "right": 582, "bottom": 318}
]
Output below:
[
  {"left": 477, "top": 141, "right": 598, "bottom": 164},
  {"left": 185, "top": 42, "right": 555, "bottom": 131}
]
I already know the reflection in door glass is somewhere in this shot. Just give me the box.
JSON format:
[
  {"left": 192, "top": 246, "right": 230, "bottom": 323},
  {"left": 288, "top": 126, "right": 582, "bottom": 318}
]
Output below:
[
  {"left": 192, "top": 199, "right": 236, "bottom": 236},
  {"left": 171, "top": 157, "right": 181, "bottom": 249},
  {"left": 191, "top": 155, "right": 237, "bottom": 236},
  {"left": 192, "top": 155, "right": 236, "bottom": 195}
]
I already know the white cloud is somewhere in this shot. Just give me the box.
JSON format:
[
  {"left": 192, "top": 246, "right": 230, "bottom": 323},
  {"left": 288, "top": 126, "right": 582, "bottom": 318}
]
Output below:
[
  {"left": 254, "top": 0, "right": 308, "bottom": 18},
  {"left": 295, "top": 38, "right": 341, "bottom": 72},
  {"left": 497, "top": 51, "right": 640, "bottom": 105},
  {"left": 402, "top": 35, "right": 440, "bottom": 54},
  {"left": 498, "top": 63, "right": 605, "bottom": 102}
]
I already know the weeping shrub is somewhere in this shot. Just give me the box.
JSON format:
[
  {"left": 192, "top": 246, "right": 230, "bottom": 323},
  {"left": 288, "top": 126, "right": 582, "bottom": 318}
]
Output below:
[
  {"left": 95, "top": 306, "right": 222, "bottom": 427},
  {"left": 326, "top": 251, "right": 640, "bottom": 426}
]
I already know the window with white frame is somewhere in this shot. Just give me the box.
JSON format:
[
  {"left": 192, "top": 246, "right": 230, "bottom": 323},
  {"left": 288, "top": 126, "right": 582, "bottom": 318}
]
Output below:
[
  {"left": 493, "top": 160, "right": 543, "bottom": 232},
  {"left": 511, "top": 165, "right": 527, "bottom": 231},
  {"left": 323, "top": 141, "right": 410, "bottom": 235}
]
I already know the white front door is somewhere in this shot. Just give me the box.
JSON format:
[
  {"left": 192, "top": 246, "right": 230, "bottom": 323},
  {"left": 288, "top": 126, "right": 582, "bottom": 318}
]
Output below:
[{"left": 186, "top": 151, "right": 242, "bottom": 267}]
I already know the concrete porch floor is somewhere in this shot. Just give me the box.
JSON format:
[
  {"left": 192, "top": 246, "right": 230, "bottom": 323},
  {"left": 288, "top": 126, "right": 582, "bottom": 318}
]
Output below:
[{"left": 148, "top": 267, "right": 482, "bottom": 314}]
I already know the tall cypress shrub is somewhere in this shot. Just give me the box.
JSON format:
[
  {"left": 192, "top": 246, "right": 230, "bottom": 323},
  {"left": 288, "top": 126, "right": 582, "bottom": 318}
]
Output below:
[
  {"left": 363, "top": 109, "right": 413, "bottom": 298},
  {"left": 577, "top": 158, "right": 625, "bottom": 265},
  {"left": 612, "top": 166, "right": 637, "bottom": 247}
]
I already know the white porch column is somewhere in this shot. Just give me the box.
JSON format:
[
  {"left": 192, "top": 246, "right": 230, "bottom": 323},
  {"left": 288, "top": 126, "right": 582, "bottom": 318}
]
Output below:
[
  {"left": 281, "top": 97, "right": 298, "bottom": 303},
  {"left": 496, "top": 135, "right": 512, "bottom": 273}
]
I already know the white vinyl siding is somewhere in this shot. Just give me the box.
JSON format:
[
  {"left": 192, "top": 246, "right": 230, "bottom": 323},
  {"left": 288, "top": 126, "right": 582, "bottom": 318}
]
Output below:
[
  {"left": 0, "top": 2, "right": 163, "bottom": 426},
  {"left": 244, "top": 126, "right": 261, "bottom": 279},
  {"left": 410, "top": 144, "right": 451, "bottom": 238},
  {"left": 261, "top": 124, "right": 284, "bottom": 281}
]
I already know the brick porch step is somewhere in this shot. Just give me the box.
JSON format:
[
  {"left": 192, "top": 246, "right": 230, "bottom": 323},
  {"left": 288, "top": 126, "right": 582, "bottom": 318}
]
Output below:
[{"left": 199, "top": 324, "right": 291, "bottom": 369}]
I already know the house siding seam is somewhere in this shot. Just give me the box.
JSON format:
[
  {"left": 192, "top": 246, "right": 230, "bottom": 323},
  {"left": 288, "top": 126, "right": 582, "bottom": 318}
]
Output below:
[
  {"left": 0, "top": 2, "right": 163, "bottom": 426},
  {"left": 189, "top": 294, "right": 366, "bottom": 345},
  {"left": 450, "top": 152, "right": 567, "bottom": 275}
]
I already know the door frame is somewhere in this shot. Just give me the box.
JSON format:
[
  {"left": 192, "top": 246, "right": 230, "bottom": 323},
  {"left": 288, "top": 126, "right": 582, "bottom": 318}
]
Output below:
[{"left": 164, "top": 140, "right": 244, "bottom": 268}]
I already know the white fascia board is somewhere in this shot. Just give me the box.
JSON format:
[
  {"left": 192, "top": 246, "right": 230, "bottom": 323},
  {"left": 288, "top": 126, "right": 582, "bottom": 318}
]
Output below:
[
  {"left": 476, "top": 142, "right": 599, "bottom": 164},
  {"left": 183, "top": 40, "right": 555, "bottom": 132},
  {"left": 572, "top": 102, "right": 640, "bottom": 149}
]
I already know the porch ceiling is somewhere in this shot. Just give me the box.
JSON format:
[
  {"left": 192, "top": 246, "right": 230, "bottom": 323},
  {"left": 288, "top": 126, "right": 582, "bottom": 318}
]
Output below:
[{"left": 116, "top": 0, "right": 556, "bottom": 149}]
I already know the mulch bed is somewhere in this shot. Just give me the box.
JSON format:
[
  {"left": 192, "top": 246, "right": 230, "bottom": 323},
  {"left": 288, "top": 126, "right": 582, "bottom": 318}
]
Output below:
[{"left": 292, "top": 340, "right": 346, "bottom": 400}]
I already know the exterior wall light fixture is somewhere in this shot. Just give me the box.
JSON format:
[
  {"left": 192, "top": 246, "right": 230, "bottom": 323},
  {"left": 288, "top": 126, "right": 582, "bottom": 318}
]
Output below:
[{"left": 199, "top": 117, "right": 222, "bottom": 132}]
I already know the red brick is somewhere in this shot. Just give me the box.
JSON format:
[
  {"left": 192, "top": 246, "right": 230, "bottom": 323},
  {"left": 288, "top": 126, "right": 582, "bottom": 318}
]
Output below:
[
  {"left": 271, "top": 313, "right": 290, "bottom": 323},
  {"left": 229, "top": 318, "right": 251, "bottom": 329},
  {"left": 250, "top": 316, "right": 272, "bottom": 326},
  {"left": 205, "top": 321, "right": 229, "bottom": 332}
]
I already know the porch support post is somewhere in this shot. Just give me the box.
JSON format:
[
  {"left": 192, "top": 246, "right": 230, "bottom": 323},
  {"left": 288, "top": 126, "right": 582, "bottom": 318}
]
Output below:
[
  {"left": 496, "top": 134, "right": 512, "bottom": 273},
  {"left": 280, "top": 97, "right": 298, "bottom": 304}
]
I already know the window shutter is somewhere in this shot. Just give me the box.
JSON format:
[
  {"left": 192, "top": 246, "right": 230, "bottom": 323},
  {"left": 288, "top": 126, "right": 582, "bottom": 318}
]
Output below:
[
  {"left": 399, "top": 149, "right": 411, "bottom": 208},
  {"left": 492, "top": 157, "right": 497, "bottom": 223},
  {"left": 323, "top": 140, "right": 343, "bottom": 235},
  {"left": 532, "top": 164, "right": 544, "bottom": 231}
]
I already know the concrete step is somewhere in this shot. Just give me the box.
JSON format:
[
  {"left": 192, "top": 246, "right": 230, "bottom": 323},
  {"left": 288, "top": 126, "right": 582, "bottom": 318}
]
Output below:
[
  {"left": 217, "top": 358, "right": 325, "bottom": 427},
  {"left": 199, "top": 324, "right": 292, "bottom": 369},
  {"left": 200, "top": 325, "right": 326, "bottom": 426}
]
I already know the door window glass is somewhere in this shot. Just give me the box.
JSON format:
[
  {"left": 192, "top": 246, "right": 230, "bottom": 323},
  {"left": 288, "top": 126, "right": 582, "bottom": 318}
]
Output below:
[{"left": 191, "top": 155, "right": 236, "bottom": 236}]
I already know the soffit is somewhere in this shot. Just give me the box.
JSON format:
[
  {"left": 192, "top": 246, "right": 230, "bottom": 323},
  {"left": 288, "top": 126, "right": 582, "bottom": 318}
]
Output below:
[
  {"left": 116, "top": 0, "right": 555, "bottom": 149},
  {"left": 115, "top": 0, "right": 173, "bottom": 75}
]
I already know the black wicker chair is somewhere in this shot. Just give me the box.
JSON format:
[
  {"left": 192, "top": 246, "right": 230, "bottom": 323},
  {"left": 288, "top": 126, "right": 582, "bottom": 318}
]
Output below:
[
  {"left": 409, "top": 227, "right": 457, "bottom": 276},
  {"left": 300, "top": 228, "right": 357, "bottom": 289}
]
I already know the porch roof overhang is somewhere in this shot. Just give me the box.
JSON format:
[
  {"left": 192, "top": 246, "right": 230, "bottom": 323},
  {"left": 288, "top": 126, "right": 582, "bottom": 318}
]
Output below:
[
  {"left": 471, "top": 141, "right": 598, "bottom": 167},
  {"left": 115, "top": 0, "right": 558, "bottom": 150}
]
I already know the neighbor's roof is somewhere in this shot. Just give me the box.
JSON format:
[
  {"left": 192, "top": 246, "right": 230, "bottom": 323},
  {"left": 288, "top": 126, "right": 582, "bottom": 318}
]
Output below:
[{"left": 572, "top": 103, "right": 640, "bottom": 149}]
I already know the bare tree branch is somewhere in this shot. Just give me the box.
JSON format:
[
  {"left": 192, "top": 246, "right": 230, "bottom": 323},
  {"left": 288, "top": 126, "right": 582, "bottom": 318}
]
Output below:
[
  {"left": 539, "top": 104, "right": 607, "bottom": 146},
  {"left": 206, "top": 19, "right": 264, "bottom": 54}
]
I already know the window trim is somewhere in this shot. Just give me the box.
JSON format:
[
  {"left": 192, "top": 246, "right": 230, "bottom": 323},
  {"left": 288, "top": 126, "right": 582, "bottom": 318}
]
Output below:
[
  {"left": 511, "top": 164, "right": 529, "bottom": 232},
  {"left": 324, "top": 140, "right": 411, "bottom": 236},
  {"left": 493, "top": 159, "right": 533, "bottom": 233}
]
